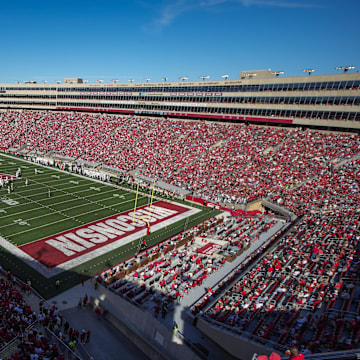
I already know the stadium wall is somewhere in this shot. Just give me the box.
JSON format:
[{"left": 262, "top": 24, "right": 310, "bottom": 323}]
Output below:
[
  {"left": 92, "top": 286, "right": 203, "bottom": 360},
  {"left": 196, "top": 317, "right": 275, "bottom": 360},
  {"left": 292, "top": 117, "right": 360, "bottom": 130}
]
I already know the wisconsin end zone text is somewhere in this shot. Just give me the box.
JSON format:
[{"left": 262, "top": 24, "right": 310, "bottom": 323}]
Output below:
[{"left": 19, "top": 201, "right": 197, "bottom": 269}]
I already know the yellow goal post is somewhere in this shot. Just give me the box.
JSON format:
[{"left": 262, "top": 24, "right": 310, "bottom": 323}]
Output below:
[{"left": 132, "top": 180, "right": 156, "bottom": 232}]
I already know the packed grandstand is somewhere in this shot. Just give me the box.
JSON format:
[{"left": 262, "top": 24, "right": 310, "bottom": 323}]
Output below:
[{"left": 0, "top": 108, "right": 360, "bottom": 360}]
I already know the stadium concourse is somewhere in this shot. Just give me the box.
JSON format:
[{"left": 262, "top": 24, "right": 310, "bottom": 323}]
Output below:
[{"left": 0, "top": 109, "right": 360, "bottom": 360}]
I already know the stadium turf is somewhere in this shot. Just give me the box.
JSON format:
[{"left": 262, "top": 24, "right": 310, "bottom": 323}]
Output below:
[{"left": 0, "top": 152, "right": 219, "bottom": 298}]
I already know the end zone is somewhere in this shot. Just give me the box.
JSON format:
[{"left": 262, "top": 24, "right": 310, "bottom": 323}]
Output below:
[{"left": 1, "top": 200, "right": 200, "bottom": 278}]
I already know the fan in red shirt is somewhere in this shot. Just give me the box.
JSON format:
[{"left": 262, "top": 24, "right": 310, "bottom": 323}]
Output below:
[{"left": 285, "top": 346, "right": 305, "bottom": 360}]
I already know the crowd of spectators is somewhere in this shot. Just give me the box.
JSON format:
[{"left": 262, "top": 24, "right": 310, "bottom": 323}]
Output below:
[
  {"left": 83, "top": 116, "right": 159, "bottom": 170},
  {"left": 12, "top": 112, "right": 122, "bottom": 158},
  {"left": 2, "top": 110, "right": 359, "bottom": 207},
  {"left": 196, "top": 210, "right": 360, "bottom": 354},
  {"left": 0, "top": 110, "right": 41, "bottom": 149},
  {"left": 0, "top": 272, "right": 36, "bottom": 350},
  {"left": 271, "top": 158, "right": 360, "bottom": 215},
  {"left": 187, "top": 134, "right": 360, "bottom": 355},
  {"left": 96, "top": 214, "right": 281, "bottom": 318},
  {"left": 0, "top": 269, "right": 89, "bottom": 360},
  {"left": 2, "top": 109, "right": 360, "bottom": 358}
]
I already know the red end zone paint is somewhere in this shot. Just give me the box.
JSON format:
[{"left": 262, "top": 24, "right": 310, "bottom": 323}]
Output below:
[{"left": 20, "top": 200, "right": 190, "bottom": 268}]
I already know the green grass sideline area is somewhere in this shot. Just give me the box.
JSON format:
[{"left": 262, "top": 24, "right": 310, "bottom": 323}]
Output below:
[{"left": 0, "top": 152, "right": 219, "bottom": 299}]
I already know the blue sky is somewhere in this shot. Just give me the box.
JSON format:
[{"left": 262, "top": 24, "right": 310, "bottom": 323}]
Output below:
[{"left": 0, "top": 0, "right": 359, "bottom": 84}]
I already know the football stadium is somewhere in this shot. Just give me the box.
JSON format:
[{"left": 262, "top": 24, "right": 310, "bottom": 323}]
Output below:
[{"left": 0, "top": 69, "right": 360, "bottom": 360}]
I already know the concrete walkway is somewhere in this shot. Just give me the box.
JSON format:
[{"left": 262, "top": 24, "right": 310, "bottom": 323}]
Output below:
[
  {"left": 49, "top": 279, "right": 230, "bottom": 360},
  {"left": 61, "top": 305, "right": 149, "bottom": 360},
  {"left": 22, "top": 279, "right": 148, "bottom": 360}
]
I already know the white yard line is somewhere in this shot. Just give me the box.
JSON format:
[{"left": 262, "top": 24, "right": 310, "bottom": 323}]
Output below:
[
  {"left": 0, "top": 191, "right": 134, "bottom": 219},
  {"left": 17, "top": 182, "right": 91, "bottom": 194},
  {"left": 22, "top": 176, "right": 135, "bottom": 213},
  {"left": 0, "top": 152, "right": 155, "bottom": 200},
  {"left": 1, "top": 195, "right": 145, "bottom": 231},
  {"left": 14, "top": 185, "right": 120, "bottom": 202},
  {"left": 0, "top": 152, "right": 109, "bottom": 186},
  {"left": 6, "top": 194, "right": 147, "bottom": 237},
  {"left": 0, "top": 184, "right": 132, "bottom": 212},
  {"left": 0, "top": 165, "right": 144, "bottom": 234}
]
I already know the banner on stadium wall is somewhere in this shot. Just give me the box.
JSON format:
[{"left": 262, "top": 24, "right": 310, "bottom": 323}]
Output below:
[
  {"left": 185, "top": 195, "right": 261, "bottom": 216},
  {"left": 204, "top": 201, "right": 221, "bottom": 210},
  {"left": 185, "top": 195, "right": 204, "bottom": 205}
]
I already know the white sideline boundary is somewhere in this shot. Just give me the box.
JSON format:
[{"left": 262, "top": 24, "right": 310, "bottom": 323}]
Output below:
[
  {"left": 0, "top": 152, "right": 118, "bottom": 187},
  {"left": 0, "top": 153, "right": 203, "bottom": 277}
]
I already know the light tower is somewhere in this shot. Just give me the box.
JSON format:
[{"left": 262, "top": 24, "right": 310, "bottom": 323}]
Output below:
[
  {"left": 335, "top": 66, "right": 355, "bottom": 73},
  {"left": 273, "top": 71, "right": 284, "bottom": 77},
  {"left": 199, "top": 75, "right": 210, "bottom": 81},
  {"left": 303, "top": 69, "right": 314, "bottom": 76}
]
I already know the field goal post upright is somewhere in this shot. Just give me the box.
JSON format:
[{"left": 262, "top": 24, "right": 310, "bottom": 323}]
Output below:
[{"left": 132, "top": 180, "right": 156, "bottom": 244}]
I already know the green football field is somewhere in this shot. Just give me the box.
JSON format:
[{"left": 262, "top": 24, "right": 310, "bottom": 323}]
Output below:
[{"left": 0, "top": 152, "right": 218, "bottom": 298}]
